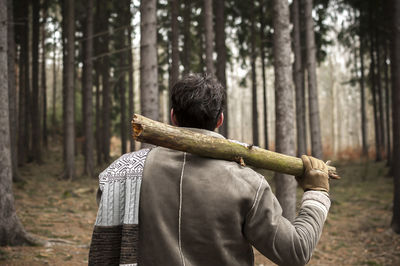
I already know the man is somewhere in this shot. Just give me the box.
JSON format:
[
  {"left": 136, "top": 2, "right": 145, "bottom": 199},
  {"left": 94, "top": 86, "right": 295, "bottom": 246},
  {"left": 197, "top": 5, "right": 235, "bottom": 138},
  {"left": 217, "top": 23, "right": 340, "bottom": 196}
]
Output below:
[{"left": 89, "top": 74, "right": 331, "bottom": 266}]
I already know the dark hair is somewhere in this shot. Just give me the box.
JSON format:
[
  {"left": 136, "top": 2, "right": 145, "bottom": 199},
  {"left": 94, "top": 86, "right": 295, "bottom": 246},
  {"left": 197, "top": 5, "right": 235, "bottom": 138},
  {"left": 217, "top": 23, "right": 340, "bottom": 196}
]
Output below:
[{"left": 170, "top": 74, "right": 226, "bottom": 130}]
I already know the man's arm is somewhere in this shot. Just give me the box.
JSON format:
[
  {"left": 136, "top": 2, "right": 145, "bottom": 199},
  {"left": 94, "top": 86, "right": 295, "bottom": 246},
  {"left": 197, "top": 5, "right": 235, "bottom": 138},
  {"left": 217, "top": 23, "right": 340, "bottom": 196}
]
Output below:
[{"left": 244, "top": 156, "right": 331, "bottom": 266}]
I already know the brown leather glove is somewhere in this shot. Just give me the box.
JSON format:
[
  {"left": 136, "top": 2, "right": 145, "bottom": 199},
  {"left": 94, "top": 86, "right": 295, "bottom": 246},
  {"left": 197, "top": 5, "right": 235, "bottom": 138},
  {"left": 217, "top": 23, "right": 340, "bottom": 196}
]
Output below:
[{"left": 296, "top": 155, "right": 329, "bottom": 193}]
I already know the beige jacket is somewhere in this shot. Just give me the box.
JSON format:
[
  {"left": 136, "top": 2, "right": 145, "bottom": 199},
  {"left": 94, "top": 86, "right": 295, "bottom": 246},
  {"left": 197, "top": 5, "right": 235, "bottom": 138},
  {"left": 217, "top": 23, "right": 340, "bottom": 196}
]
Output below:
[{"left": 138, "top": 129, "right": 330, "bottom": 266}]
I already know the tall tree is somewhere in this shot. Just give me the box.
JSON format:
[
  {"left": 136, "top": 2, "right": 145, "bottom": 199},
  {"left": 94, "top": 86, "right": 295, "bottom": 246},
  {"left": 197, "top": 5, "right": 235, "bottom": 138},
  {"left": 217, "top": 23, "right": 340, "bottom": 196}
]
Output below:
[
  {"left": 359, "top": 30, "right": 368, "bottom": 157},
  {"left": 128, "top": 15, "right": 135, "bottom": 152},
  {"left": 32, "top": 0, "right": 42, "bottom": 162},
  {"left": 0, "top": 0, "right": 33, "bottom": 245},
  {"left": 250, "top": 0, "right": 259, "bottom": 146},
  {"left": 41, "top": 0, "right": 48, "bottom": 148},
  {"left": 215, "top": 0, "right": 227, "bottom": 137},
  {"left": 272, "top": 0, "right": 297, "bottom": 221},
  {"left": 182, "top": 0, "right": 191, "bottom": 75},
  {"left": 7, "top": 0, "right": 18, "bottom": 179},
  {"left": 204, "top": 0, "right": 214, "bottom": 75},
  {"left": 259, "top": 0, "right": 269, "bottom": 149},
  {"left": 375, "top": 28, "right": 386, "bottom": 157},
  {"left": 391, "top": 0, "right": 400, "bottom": 234},
  {"left": 170, "top": 0, "right": 179, "bottom": 88},
  {"left": 140, "top": 0, "right": 159, "bottom": 122},
  {"left": 292, "top": 0, "right": 307, "bottom": 156},
  {"left": 52, "top": 28, "right": 57, "bottom": 128},
  {"left": 83, "top": 0, "right": 94, "bottom": 176},
  {"left": 64, "top": 0, "right": 75, "bottom": 179},
  {"left": 304, "top": 0, "right": 323, "bottom": 158}
]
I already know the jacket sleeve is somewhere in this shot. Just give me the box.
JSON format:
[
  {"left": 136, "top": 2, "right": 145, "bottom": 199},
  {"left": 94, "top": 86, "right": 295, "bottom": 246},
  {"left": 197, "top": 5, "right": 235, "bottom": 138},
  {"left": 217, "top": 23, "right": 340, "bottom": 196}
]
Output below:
[{"left": 243, "top": 178, "right": 330, "bottom": 266}]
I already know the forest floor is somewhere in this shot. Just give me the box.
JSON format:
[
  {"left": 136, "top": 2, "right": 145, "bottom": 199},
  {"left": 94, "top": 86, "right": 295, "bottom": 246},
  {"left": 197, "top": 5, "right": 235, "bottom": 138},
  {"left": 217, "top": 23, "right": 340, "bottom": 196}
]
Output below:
[{"left": 1, "top": 143, "right": 400, "bottom": 265}]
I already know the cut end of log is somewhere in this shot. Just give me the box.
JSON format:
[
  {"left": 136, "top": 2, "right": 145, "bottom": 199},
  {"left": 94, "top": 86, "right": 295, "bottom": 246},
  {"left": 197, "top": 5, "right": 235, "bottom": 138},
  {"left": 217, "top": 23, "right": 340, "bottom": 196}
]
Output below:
[{"left": 131, "top": 115, "right": 143, "bottom": 140}]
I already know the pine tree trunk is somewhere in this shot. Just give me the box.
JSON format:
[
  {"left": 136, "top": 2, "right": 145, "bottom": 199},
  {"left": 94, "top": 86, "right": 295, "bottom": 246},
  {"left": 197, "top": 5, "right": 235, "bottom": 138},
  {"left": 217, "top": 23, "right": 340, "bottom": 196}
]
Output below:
[
  {"left": 292, "top": 0, "right": 307, "bottom": 157},
  {"left": 359, "top": 35, "right": 368, "bottom": 157},
  {"left": 304, "top": 0, "right": 323, "bottom": 158},
  {"left": 0, "top": 0, "right": 35, "bottom": 245},
  {"left": 128, "top": 22, "right": 135, "bottom": 152},
  {"left": 182, "top": 0, "right": 191, "bottom": 75},
  {"left": 41, "top": 2, "right": 48, "bottom": 148},
  {"left": 94, "top": 0, "right": 102, "bottom": 165},
  {"left": 250, "top": 0, "right": 259, "bottom": 147},
  {"left": 204, "top": 0, "right": 214, "bottom": 75},
  {"left": 390, "top": 0, "right": 400, "bottom": 234},
  {"left": 32, "top": 0, "right": 42, "bottom": 163},
  {"left": 7, "top": 0, "right": 18, "bottom": 180},
  {"left": 83, "top": 0, "right": 94, "bottom": 177},
  {"left": 64, "top": 0, "right": 75, "bottom": 179},
  {"left": 375, "top": 30, "right": 386, "bottom": 157},
  {"left": 170, "top": 0, "right": 179, "bottom": 88},
  {"left": 384, "top": 40, "right": 391, "bottom": 164},
  {"left": 140, "top": 0, "right": 159, "bottom": 124},
  {"left": 52, "top": 30, "right": 57, "bottom": 129},
  {"left": 215, "top": 0, "right": 227, "bottom": 137},
  {"left": 259, "top": 0, "right": 268, "bottom": 150},
  {"left": 272, "top": 0, "right": 297, "bottom": 222}
]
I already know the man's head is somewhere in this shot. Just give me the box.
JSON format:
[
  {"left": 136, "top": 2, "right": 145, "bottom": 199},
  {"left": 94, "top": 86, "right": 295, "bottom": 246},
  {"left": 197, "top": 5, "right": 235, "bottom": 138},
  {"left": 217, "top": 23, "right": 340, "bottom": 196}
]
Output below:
[{"left": 170, "top": 74, "right": 226, "bottom": 131}]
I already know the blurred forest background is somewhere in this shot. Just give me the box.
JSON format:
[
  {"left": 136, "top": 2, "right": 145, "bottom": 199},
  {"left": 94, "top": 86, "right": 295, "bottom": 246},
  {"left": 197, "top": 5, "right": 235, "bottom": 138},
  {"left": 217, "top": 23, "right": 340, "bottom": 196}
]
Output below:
[{"left": 1, "top": 0, "right": 400, "bottom": 264}]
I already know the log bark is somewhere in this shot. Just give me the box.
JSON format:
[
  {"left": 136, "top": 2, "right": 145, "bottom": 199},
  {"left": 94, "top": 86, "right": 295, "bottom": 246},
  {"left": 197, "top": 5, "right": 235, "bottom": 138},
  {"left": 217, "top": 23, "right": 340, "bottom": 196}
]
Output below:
[{"left": 132, "top": 114, "right": 339, "bottom": 178}]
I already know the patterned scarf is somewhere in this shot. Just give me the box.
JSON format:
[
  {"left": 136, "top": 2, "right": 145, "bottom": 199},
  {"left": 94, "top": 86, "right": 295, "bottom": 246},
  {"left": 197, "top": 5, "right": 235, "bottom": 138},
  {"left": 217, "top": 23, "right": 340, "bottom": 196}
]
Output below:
[{"left": 89, "top": 148, "right": 151, "bottom": 266}]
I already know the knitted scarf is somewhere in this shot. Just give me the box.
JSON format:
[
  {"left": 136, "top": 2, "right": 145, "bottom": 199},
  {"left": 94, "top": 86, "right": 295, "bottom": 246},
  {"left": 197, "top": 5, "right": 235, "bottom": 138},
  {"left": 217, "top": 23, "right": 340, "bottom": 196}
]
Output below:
[{"left": 89, "top": 148, "right": 151, "bottom": 266}]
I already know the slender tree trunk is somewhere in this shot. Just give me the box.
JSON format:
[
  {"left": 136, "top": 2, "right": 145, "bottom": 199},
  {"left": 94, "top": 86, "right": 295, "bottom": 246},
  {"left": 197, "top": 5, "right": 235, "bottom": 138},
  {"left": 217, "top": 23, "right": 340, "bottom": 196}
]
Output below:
[
  {"left": 41, "top": 2, "right": 48, "bottom": 148},
  {"left": 62, "top": 0, "right": 67, "bottom": 161},
  {"left": 375, "top": 30, "right": 386, "bottom": 157},
  {"left": 170, "top": 0, "right": 179, "bottom": 88},
  {"left": 140, "top": 0, "right": 159, "bottom": 124},
  {"left": 0, "top": 0, "right": 35, "bottom": 245},
  {"left": 52, "top": 30, "right": 57, "bottom": 128},
  {"left": 304, "top": 0, "right": 323, "bottom": 158},
  {"left": 272, "top": 0, "right": 297, "bottom": 222},
  {"left": 32, "top": 0, "right": 42, "bottom": 162},
  {"left": 7, "top": 0, "right": 18, "bottom": 180},
  {"left": 182, "top": 0, "right": 191, "bottom": 75},
  {"left": 390, "top": 0, "right": 400, "bottom": 234},
  {"left": 292, "top": 0, "right": 307, "bottom": 156},
  {"left": 128, "top": 22, "right": 135, "bottom": 152},
  {"left": 359, "top": 36, "right": 368, "bottom": 157},
  {"left": 259, "top": 0, "right": 268, "bottom": 149},
  {"left": 83, "top": 0, "right": 94, "bottom": 177},
  {"left": 369, "top": 9, "right": 382, "bottom": 162},
  {"left": 64, "top": 0, "right": 75, "bottom": 179},
  {"left": 204, "top": 0, "right": 214, "bottom": 75},
  {"left": 250, "top": 0, "right": 259, "bottom": 146},
  {"left": 384, "top": 40, "right": 391, "bottom": 164},
  {"left": 94, "top": 0, "right": 102, "bottom": 165},
  {"left": 215, "top": 0, "right": 227, "bottom": 137}
]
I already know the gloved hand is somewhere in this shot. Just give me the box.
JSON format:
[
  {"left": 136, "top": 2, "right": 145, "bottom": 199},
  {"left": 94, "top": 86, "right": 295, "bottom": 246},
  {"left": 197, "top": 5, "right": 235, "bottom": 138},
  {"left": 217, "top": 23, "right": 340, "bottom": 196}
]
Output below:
[{"left": 296, "top": 155, "right": 329, "bottom": 193}]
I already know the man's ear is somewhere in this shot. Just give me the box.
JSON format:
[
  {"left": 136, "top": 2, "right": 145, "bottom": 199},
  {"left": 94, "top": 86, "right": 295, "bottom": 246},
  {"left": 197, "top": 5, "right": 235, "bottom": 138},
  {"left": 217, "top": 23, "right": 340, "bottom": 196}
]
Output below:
[
  {"left": 171, "top": 109, "right": 178, "bottom": 126},
  {"left": 215, "top": 112, "right": 224, "bottom": 129}
]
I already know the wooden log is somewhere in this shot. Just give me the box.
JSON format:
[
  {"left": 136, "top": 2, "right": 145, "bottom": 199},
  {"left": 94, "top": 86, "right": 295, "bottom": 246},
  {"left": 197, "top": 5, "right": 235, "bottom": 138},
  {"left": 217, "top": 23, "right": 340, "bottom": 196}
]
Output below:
[{"left": 131, "top": 114, "right": 339, "bottom": 179}]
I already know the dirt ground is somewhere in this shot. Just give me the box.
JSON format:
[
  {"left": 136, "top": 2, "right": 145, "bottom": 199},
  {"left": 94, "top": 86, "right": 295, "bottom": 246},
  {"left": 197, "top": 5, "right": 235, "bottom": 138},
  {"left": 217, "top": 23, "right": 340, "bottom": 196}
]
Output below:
[{"left": 1, "top": 145, "right": 400, "bottom": 265}]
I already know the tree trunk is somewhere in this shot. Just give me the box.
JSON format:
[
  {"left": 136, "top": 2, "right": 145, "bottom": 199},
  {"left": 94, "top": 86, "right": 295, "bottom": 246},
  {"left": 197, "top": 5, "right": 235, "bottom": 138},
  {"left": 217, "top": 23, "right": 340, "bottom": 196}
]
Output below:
[
  {"left": 32, "top": 0, "right": 42, "bottom": 163},
  {"left": 272, "top": 0, "right": 297, "bottom": 221},
  {"left": 359, "top": 35, "right": 368, "bottom": 157},
  {"left": 259, "top": 0, "right": 268, "bottom": 150},
  {"left": 83, "top": 0, "right": 94, "bottom": 177},
  {"left": 7, "top": 0, "right": 18, "bottom": 180},
  {"left": 369, "top": 8, "right": 382, "bottom": 162},
  {"left": 292, "top": 0, "right": 307, "bottom": 156},
  {"left": 41, "top": 1, "right": 48, "bottom": 148},
  {"left": 170, "top": 0, "right": 179, "bottom": 89},
  {"left": 17, "top": 3, "right": 29, "bottom": 165},
  {"left": 250, "top": 0, "right": 259, "bottom": 147},
  {"left": 94, "top": 0, "right": 102, "bottom": 165},
  {"left": 204, "top": 0, "right": 214, "bottom": 75},
  {"left": 390, "top": 0, "right": 400, "bottom": 234},
  {"left": 128, "top": 21, "right": 135, "bottom": 152},
  {"left": 384, "top": 40, "right": 391, "bottom": 164},
  {"left": 52, "top": 30, "right": 57, "bottom": 128},
  {"left": 375, "top": 29, "right": 386, "bottom": 157},
  {"left": 0, "top": 0, "right": 35, "bottom": 245},
  {"left": 304, "top": 0, "right": 323, "bottom": 158},
  {"left": 140, "top": 0, "right": 159, "bottom": 124},
  {"left": 215, "top": 0, "right": 227, "bottom": 137},
  {"left": 64, "top": 0, "right": 75, "bottom": 179},
  {"left": 101, "top": 6, "right": 111, "bottom": 162},
  {"left": 182, "top": 0, "right": 191, "bottom": 75}
]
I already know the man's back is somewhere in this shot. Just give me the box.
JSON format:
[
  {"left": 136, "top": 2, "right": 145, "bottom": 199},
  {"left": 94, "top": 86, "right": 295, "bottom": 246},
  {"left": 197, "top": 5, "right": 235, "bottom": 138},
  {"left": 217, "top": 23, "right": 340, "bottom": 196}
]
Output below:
[{"left": 139, "top": 143, "right": 261, "bottom": 265}]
